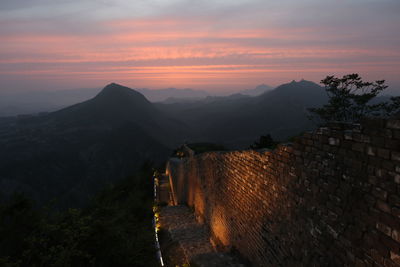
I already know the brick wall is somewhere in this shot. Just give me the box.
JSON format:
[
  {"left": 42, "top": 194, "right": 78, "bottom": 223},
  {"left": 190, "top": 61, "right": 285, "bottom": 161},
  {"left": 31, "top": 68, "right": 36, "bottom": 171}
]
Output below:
[{"left": 166, "top": 118, "right": 400, "bottom": 266}]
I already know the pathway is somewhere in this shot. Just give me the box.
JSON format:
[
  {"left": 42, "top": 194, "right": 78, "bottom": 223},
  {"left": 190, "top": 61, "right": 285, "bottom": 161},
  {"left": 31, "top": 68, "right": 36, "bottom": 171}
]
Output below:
[{"left": 159, "top": 205, "right": 246, "bottom": 267}]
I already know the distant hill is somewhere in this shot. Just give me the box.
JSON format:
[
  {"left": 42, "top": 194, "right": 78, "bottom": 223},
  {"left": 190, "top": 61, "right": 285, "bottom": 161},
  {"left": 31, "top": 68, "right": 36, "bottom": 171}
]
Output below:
[
  {"left": 239, "top": 84, "right": 273, "bottom": 96},
  {"left": 0, "top": 87, "right": 212, "bottom": 116},
  {"left": 137, "top": 87, "right": 210, "bottom": 102},
  {"left": 161, "top": 96, "right": 206, "bottom": 104},
  {"left": 156, "top": 80, "right": 327, "bottom": 148}
]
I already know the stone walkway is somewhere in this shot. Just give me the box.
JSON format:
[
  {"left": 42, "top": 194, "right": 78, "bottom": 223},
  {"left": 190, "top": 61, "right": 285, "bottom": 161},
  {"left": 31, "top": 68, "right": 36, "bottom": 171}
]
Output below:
[{"left": 159, "top": 205, "right": 246, "bottom": 267}]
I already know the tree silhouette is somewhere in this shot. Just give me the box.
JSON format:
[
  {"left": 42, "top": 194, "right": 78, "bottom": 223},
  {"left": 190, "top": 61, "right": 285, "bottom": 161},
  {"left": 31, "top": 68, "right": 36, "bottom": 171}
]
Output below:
[
  {"left": 308, "top": 73, "right": 400, "bottom": 124},
  {"left": 250, "top": 134, "right": 277, "bottom": 149}
]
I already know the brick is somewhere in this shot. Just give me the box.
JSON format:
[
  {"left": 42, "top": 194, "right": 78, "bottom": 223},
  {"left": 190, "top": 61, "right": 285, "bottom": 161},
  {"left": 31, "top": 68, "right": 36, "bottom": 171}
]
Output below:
[
  {"left": 392, "top": 151, "right": 400, "bottom": 162},
  {"left": 385, "top": 129, "right": 394, "bottom": 138},
  {"left": 387, "top": 120, "right": 400, "bottom": 129},
  {"left": 380, "top": 211, "right": 400, "bottom": 229},
  {"left": 377, "top": 222, "right": 392, "bottom": 236},
  {"left": 353, "top": 143, "right": 366, "bottom": 152},
  {"left": 354, "top": 134, "right": 371, "bottom": 143},
  {"left": 376, "top": 199, "right": 392, "bottom": 213},
  {"left": 372, "top": 136, "right": 386, "bottom": 147},
  {"left": 166, "top": 117, "right": 400, "bottom": 267},
  {"left": 394, "top": 130, "right": 400, "bottom": 140},
  {"left": 368, "top": 176, "right": 377, "bottom": 185},
  {"left": 392, "top": 207, "right": 400, "bottom": 219},
  {"left": 381, "top": 234, "right": 400, "bottom": 254},
  {"left": 382, "top": 160, "right": 395, "bottom": 171},
  {"left": 380, "top": 181, "right": 397, "bottom": 194},
  {"left": 391, "top": 251, "right": 400, "bottom": 264},
  {"left": 386, "top": 140, "right": 400, "bottom": 150},
  {"left": 329, "top": 137, "right": 340, "bottom": 146},
  {"left": 344, "top": 131, "right": 353, "bottom": 140},
  {"left": 372, "top": 187, "right": 388, "bottom": 200},
  {"left": 378, "top": 148, "right": 391, "bottom": 159},
  {"left": 367, "top": 146, "right": 376, "bottom": 156},
  {"left": 388, "top": 195, "right": 400, "bottom": 207},
  {"left": 394, "top": 174, "right": 400, "bottom": 184},
  {"left": 385, "top": 259, "right": 399, "bottom": 267},
  {"left": 354, "top": 258, "right": 366, "bottom": 267},
  {"left": 392, "top": 229, "right": 400, "bottom": 243},
  {"left": 371, "top": 248, "right": 385, "bottom": 265}
]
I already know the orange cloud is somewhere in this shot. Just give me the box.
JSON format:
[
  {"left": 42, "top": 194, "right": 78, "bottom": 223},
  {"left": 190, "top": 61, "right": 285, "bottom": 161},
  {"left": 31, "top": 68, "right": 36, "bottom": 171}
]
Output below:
[{"left": 1, "top": 15, "right": 400, "bottom": 91}]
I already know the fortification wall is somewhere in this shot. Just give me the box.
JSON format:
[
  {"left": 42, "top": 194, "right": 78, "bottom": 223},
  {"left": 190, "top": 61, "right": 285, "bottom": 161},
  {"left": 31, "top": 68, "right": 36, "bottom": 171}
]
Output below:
[{"left": 166, "top": 118, "right": 400, "bottom": 266}]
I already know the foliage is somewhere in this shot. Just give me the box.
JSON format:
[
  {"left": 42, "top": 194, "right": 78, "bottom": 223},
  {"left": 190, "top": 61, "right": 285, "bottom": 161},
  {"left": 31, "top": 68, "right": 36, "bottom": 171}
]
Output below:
[
  {"left": 286, "top": 132, "right": 305, "bottom": 143},
  {"left": 0, "top": 164, "right": 158, "bottom": 267},
  {"left": 187, "top": 143, "right": 226, "bottom": 154},
  {"left": 173, "top": 143, "right": 226, "bottom": 157},
  {"left": 250, "top": 134, "right": 277, "bottom": 149},
  {"left": 308, "top": 73, "right": 400, "bottom": 124}
]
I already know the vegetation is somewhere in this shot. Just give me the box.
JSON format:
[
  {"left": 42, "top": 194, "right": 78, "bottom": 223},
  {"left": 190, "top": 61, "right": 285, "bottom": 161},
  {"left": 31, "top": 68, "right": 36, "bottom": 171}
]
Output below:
[
  {"left": 308, "top": 73, "right": 400, "bottom": 124},
  {"left": 187, "top": 143, "right": 226, "bottom": 154},
  {"left": 0, "top": 164, "right": 158, "bottom": 267},
  {"left": 250, "top": 134, "right": 277, "bottom": 150},
  {"left": 173, "top": 143, "right": 227, "bottom": 157}
]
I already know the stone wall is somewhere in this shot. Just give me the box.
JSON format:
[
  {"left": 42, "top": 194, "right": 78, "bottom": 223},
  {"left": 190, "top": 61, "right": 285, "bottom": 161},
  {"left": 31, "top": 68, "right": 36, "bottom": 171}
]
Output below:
[{"left": 166, "top": 118, "right": 400, "bottom": 266}]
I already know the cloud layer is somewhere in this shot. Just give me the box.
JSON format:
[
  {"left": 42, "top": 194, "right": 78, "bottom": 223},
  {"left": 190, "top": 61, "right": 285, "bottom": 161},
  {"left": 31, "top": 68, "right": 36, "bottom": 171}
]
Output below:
[{"left": 1, "top": 0, "right": 399, "bottom": 92}]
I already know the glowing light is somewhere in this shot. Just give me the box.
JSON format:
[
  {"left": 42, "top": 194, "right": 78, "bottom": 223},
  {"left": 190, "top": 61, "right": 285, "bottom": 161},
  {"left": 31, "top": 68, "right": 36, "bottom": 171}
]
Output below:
[{"left": 153, "top": 174, "right": 165, "bottom": 266}]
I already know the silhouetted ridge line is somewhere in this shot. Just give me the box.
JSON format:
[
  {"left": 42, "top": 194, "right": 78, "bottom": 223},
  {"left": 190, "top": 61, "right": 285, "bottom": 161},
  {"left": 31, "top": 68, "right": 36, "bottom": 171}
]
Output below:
[{"left": 95, "top": 83, "right": 150, "bottom": 103}]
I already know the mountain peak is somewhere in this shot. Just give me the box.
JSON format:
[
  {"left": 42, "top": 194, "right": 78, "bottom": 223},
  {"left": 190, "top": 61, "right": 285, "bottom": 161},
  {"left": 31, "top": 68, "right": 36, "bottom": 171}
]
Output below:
[
  {"left": 288, "top": 79, "right": 317, "bottom": 86},
  {"left": 51, "top": 83, "right": 156, "bottom": 126},
  {"left": 96, "top": 83, "right": 147, "bottom": 101},
  {"left": 106, "top": 82, "right": 119, "bottom": 87},
  {"left": 100, "top": 82, "right": 132, "bottom": 94}
]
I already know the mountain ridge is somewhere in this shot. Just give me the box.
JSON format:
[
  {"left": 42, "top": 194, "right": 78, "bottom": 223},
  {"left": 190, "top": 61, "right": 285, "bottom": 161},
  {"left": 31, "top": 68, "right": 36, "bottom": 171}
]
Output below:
[{"left": 0, "top": 79, "right": 327, "bottom": 208}]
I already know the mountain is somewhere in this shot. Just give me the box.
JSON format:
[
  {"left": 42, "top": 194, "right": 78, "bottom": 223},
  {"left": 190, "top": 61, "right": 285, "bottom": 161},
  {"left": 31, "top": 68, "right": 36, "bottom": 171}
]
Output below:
[
  {"left": 0, "top": 83, "right": 184, "bottom": 208},
  {"left": 137, "top": 87, "right": 210, "bottom": 102},
  {"left": 50, "top": 83, "right": 159, "bottom": 127},
  {"left": 0, "top": 84, "right": 276, "bottom": 116},
  {"left": 239, "top": 84, "right": 273, "bottom": 96},
  {"left": 161, "top": 96, "right": 205, "bottom": 104},
  {"left": 0, "top": 80, "right": 328, "bottom": 208},
  {"left": 156, "top": 80, "right": 327, "bottom": 148},
  {"left": 0, "top": 87, "right": 211, "bottom": 116}
]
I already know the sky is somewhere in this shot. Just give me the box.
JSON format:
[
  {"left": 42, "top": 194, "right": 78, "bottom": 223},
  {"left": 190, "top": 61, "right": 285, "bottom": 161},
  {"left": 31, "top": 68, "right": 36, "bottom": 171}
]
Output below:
[{"left": 0, "top": 0, "right": 399, "bottom": 93}]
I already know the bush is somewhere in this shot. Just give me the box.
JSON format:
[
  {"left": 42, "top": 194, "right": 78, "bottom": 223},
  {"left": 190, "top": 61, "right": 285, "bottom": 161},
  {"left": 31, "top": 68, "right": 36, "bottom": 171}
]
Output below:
[
  {"left": 0, "top": 165, "right": 158, "bottom": 267},
  {"left": 250, "top": 134, "right": 277, "bottom": 149}
]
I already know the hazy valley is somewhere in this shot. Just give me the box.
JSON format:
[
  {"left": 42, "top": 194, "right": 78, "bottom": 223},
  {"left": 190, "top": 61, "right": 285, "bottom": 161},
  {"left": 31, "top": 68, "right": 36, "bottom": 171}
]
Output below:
[{"left": 0, "top": 80, "right": 324, "bottom": 207}]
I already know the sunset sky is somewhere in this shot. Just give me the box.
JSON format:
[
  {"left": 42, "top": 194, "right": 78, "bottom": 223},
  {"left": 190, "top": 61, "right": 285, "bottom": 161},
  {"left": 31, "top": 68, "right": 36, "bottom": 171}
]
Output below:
[{"left": 1, "top": 0, "right": 399, "bottom": 93}]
